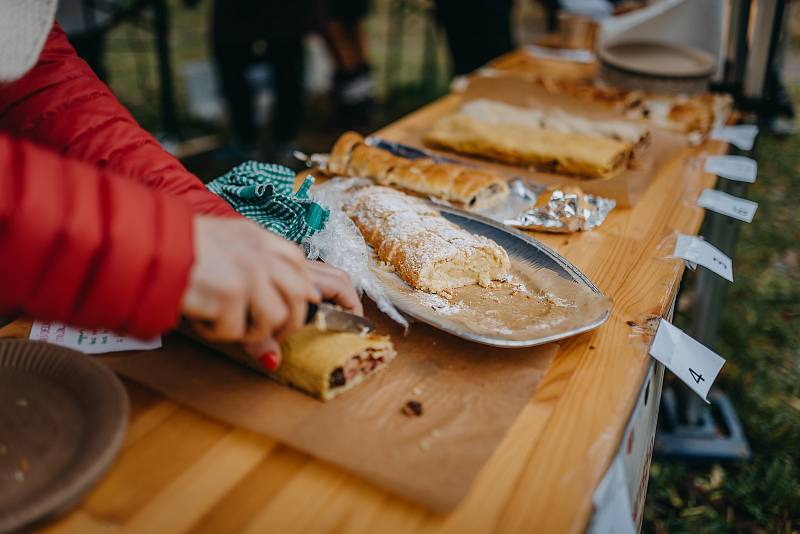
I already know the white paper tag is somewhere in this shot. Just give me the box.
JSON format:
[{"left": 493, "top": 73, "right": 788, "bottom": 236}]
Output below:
[
  {"left": 711, "top": 125, "right": 759, "bottom": 151},
  {"left": 30, "top": 321, "right": 162, "bottom": 354},
  {"left": 697, "top": 189, "right": 758, "bottom": 222},
  {"left": 525, "top": 44, "right": 596, "bottom": 64},
  {"left": 649, "top": 319, "right": 725, "bottom": 402},
  {"left": 590, "top": 456, "right": 636, "bottom": 534},
  {"left": 704, "top": 155, "right": 758, "bottom": 183},
  {"left": 673, "top": 234, "right": 733, "bottom": 282}
]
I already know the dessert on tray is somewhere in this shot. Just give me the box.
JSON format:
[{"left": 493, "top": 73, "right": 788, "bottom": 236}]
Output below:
[
  {"left": 424, "top": 99, "right": 651, "bottom": 180},
  {"left": 276, "top": 325, "right": 396, "bottom": 401},
  {"left": 529, "top": 76, "right": 732, "bottom": 143},
  {"left": 343, "top": 185, "right": 511, "bottom": 294},
  {"left": 328, "top": 131, "right": 509, "bottom": 209}
]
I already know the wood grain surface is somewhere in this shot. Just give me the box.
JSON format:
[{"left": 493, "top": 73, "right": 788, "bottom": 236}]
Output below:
[{"left": 0, "top": 50, "right": 727, "bottom": 533}]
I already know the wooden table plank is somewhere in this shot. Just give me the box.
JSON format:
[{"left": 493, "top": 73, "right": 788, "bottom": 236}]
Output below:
[{"left": 5, "top": 49, "right": 729, "bottom": 533}]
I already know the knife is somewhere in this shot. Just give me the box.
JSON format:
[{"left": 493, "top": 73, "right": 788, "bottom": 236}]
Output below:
[{"left": 304, "top": 302, "right": 374, "bottom": 334}]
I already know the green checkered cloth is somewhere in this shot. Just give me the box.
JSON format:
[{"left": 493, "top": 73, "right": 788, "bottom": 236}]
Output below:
[{"left": 206, "top": 161, "right": 329, "bottom": 243}]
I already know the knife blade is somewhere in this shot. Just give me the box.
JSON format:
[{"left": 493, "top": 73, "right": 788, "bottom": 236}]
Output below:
[{"left": 304, "top": 302, "right": 374, "bottom": 334}]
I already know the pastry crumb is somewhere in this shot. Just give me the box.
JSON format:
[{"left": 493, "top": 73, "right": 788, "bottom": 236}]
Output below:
[
  {"left": 412, "top": 386, "right": 422, "bottom": 396},
  {"left": 419, "top": 439, "right": 431, "bottom": 451},
  {"left": 402, "top": 400, "right": 423, "bottom": 417}
]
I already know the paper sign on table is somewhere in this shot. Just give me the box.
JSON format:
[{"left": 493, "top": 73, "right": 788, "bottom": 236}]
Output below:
[
  {"left": 590, "top": 456, "right": 636, "bottom": 534},
  {"left": 673, "top": 233, "right": 733, "bottom": 282},
  {"left": 30, "top": 320, "right": 161, "bottom": 354},
  {"left": 711, "top": 125, "right": 758, "bottom": 151},
  {"left": 697, "top": 189, "right": 758, "bottom": 222},
  {"left": 649, "top": 319, "right": 725, "bottom": 402},
  {"left": 704, "top": 155, "right": 758, "bottom": 183}
]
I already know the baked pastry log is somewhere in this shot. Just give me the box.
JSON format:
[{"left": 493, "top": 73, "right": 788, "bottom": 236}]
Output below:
[
  {"left": 328, "top": 131, "right": 364, "bottom": 175},
  {"left": 327, "top": 131, "right": 509, "bottom": 209},
  {"left": 424, "top": 113, "right": 634, "bottom": 180},
  {"left": 344, "top": 185, "right": 511, "bottom": 293},
  {"left": 276, "top": 326, "right": 396, "bottom": 401}
]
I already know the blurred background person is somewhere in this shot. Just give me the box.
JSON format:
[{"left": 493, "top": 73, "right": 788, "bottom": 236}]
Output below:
[
  {"left": 323, "top": 0, "right": 376, "bottom": 128},
  {"left": 210, "top": 0, "right": 325, "bottom": 164},
  {"left": 433, "top": 0, "right": 514, "bottom": 75}
]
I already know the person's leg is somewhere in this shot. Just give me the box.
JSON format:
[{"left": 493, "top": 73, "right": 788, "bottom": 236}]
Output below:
[
  {"left": 435, "top": 0, "right": 513, "bottom": 75},
  {"left": 267, "top": 35, "right": 305, "bottom": 151},
  {"left": 213, "top": 40, "right": 258, "bottom": 148},
  {"left": 324, "top": 0, "right": 375, "bottom": 125},
  {"left": 324, "top": 0, "right": 370, "bottom": 71}
]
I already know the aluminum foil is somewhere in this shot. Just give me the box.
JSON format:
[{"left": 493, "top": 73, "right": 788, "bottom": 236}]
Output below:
[{"left": 477, "top": 179, "right": 616, "bottom": 233}]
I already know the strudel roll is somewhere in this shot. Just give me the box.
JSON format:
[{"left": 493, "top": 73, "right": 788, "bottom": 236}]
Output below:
[
  {"left": 277, "top": 326, "right": 396, "bottom": 401},
  {"left": 182, "top": 322, "right": 396, "bottom": 401},
  {"left": 327, "top": 131, "right": 509, "bottom": 209},
  {"left": 424, "top": 99, "right": 651, "bottom": 180},
  {"left": 425, "top": 113, "right": 633, "bottom": 180},
  {"left": 344, "top": 185, "right": 511, "bottom": 293}
]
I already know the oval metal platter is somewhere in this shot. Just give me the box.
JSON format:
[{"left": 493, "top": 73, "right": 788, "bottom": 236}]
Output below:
[{"left": 370, "top": 204, "right": 611, "bottom": 347}]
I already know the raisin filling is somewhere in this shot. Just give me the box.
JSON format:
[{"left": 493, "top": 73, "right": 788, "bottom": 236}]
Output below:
[{"left": 328, "top": 350, "right": 386, "bottom": 390}]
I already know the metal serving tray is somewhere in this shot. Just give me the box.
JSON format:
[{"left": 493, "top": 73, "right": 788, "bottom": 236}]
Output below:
[{"left": 370, "top": 204, "right": 611, "bottom": 347}]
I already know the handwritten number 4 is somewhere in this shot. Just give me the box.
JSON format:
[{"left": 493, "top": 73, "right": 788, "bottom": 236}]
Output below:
[{"left": 690, "top": 368, "right": 705, "bottom": 384}]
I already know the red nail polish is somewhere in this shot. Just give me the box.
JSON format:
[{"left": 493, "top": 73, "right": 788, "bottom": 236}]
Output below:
[{"left": 260, "top": 352, "right": 279, "bottom": 372}]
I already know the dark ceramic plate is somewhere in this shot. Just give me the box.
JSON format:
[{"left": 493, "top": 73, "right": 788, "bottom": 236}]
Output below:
[{"left": 0, "top": 340, "right": 128, "bottom": 533}]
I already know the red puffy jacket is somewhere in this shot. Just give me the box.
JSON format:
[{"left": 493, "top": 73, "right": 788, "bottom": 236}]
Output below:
[{"left": 0, "top": 24, "right": 237, "bottom": 338}]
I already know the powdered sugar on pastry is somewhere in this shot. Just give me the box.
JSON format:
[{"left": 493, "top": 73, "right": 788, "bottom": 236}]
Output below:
[{"left": 344, "top": 186, "right": 510, "bottom": 294}]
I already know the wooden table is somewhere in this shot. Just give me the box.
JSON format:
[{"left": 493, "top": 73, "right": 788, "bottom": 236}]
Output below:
[{"left": 3, "top": 51, "right": 727, "bottom": 533}]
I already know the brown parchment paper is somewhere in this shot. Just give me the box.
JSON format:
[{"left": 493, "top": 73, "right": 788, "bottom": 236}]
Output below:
[
  {"left": 99, "top": 302, "right": 556, "bottom": 513},
  {"left": 376, "top": 75, "right": 688, "bottom": 207}
]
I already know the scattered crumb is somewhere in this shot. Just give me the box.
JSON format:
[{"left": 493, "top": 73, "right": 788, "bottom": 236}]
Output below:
[
  {"left": 412, "top": 386, "right": 422, "bottom": 396},
  {"left": 590, "top": 345, "right": 596, "bottom": 350},
  {"left": 15, "top": 398, "right": 28, "bottom": 408},
  {"left": 431, "top": 429, "right": 441, "bottom": 438},
  {"left": 14, "top": 470, "right": 24, "bottom": 482},
  {"left": 626, "top": 320, "right": 637, "bottom": 327},
  {"left": 401, "top": 400, "right": 423, "bottom": 417},
  {"left": 562, "top": 240, "right": 569, "bottom": 246},
  {"left": 419, "top": 440, "right": 431, "bottom": 451}
]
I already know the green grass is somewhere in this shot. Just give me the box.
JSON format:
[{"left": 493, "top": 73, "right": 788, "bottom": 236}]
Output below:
[{"left": 644, "top": 90, "right": 800, "bottom": 533}]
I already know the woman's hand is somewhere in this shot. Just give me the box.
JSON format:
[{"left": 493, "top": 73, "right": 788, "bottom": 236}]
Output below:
[
  {"left": 182, "top": 216, "right": 319, "bottom": 343},
  {"left": 181, "top": 216, "right": 362, "bottom": 370},
  {"left": 304, "top": 260, "right": 363, "bottom": 316}
]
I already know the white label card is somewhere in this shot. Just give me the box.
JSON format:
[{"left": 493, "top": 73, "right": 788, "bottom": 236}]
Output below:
[
  {"left": 697, "top": 189, "right": 758, "bottom": 222},
  {"left": 590, "top": 456, "right": 636, "bottom": 534},
  {"left": 704, "top": 155, "right": 758, "bottom": 183},
  {"left": 673, "top": 234, "right": 734, "bottom": 282},
  {"left": 711, "top": 125, "right": 759, "bottom": 151},
  {"left": 649, "top": 319, "right": 725, "bottom": 402},
  {"left": 525, "top": 44, "right": 596, "bottom": 64},
  {"left": 30, "top": 321, "right": 162, "bottom": 354}
]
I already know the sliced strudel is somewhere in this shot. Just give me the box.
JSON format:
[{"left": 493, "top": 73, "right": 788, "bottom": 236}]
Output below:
[
  {"left": 424, "top": 99, "right": 652, "bottom": 180},
  {"left": 277, "top": 326, "right": 396, "bottom": 400},
  {"left": 343, "top": 185, "right": 511, "bottom": 293}
]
